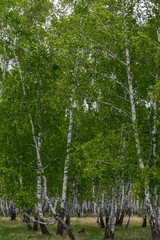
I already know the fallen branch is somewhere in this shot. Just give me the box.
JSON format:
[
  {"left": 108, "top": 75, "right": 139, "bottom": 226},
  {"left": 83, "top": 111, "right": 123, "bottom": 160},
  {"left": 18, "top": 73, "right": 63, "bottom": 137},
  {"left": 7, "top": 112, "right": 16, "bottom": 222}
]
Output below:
[{"left": 22, "top": 213, "right": 57, "bottom": 226}]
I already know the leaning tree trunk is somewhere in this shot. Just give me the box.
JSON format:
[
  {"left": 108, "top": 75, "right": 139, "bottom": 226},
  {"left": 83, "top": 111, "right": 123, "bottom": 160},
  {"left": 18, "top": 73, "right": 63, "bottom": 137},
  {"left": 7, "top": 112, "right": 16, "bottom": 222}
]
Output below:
[
  {"left": 12, "top": 47, "right": 50, "bottom": 235},
  {"left": 45, "top": 196, "right": 75, "bottom": 240},
  {"left": 29, "top": 116, "right": 50, "bottom": 235},
  {"left": 57, "top": 90, "right": 74, "bottom": 236},
  {"left": 23, "top": 214, "right": 33, "bottom": 231},
  {"left": 125, "top": 43, "right": 160, "bottom": 240}
]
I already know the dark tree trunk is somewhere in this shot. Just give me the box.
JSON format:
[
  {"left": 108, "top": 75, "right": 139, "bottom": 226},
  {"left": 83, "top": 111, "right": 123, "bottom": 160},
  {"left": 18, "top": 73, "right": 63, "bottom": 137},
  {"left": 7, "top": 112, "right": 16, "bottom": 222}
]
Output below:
[
  {"left": 57, "top": 208, "right": 65, "bottom": 236},
  {"left": 110, "top": 230, "right": 114, "bottom": 239},
  {"left": 105, "top": 214, "right": 109, "bottom": 226},
  {"left": 39, "top": 218, "right": 50, "bottom": 235},
  {"left": 11, "top": 211, "right": 16, "bottom": 221},
  {"left": 126, "top": 211, "right": 131, "bottom": 229},
  {"left": 23, "top": 215, "right": 33, "bottom": 231},
  {"left": 115, "top": 210, "right": 120, "bottom": 226},
  {"left": 77, "top": 210, "right": 81, "bottom": 218},
  {"left": 65, "top": 213, "right": 70, "bottom": 227},
  {"left": 33, "top": 212, "right": 38, "bottom": 231},
  {"left": 100, "top": 213, "right": 105, "bottom": 228},
  {"left": 118, "top": 210, "right": 124, "bottom": 227},
  {"left": 142, "top": 214, "right": 147, "bottom": 228},
  {"left": 104, "top": 223, "right": 110, "bottom": 239},
  {"left": 104, "top": 211, "right": 110, "bottom": 239},
  {"left": 27, "top": 208, "right": 33, "bottom": 215}
]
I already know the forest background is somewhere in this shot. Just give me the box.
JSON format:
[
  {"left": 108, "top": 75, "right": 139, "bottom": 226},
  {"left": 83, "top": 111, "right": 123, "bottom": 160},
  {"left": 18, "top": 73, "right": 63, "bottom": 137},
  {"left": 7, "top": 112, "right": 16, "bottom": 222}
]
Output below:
[{"left": 0, "top": 0, "right": 160, "bottom": 239}]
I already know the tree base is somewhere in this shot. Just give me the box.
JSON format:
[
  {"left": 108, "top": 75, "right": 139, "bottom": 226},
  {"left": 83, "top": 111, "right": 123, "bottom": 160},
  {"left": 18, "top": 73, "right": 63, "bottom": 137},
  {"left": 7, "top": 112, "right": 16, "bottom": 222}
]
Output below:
[
  {"left": 40, "top": 219, "right": 50, "bottom": 235},
  {"left": 57, "top": 208, "right": 65, "bottom": 236}
]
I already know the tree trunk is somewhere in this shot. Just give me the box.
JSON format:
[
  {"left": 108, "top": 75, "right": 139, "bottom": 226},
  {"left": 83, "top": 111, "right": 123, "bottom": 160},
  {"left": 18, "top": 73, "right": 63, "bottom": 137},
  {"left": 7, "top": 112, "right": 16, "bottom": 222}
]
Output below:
[
  {"left": 104, "top": 191, "right": 110, "bottom": 238},
  {"left": 33, "top": 208, "right": 38, "bottom": 231},
  {"left": 57, "top": 89, "right": 74, "bottom": 236},
  {"left": 57, "top": 208, "right": 65, "bottom": 236},
  {"left": 126, "top": 44, "right": 160, "bottom": 240},
  {"left": 11, "top": 211, "right": 16, "bottom": 221},
  {"left": 29, "top": 116, "right": 50, "bottom": 235},
  {"left": 115, "top": 180, "right": 123, "bottom": 226},
  {"left": 1, "top": 197, "right": 6, "bottom": 217},
  {"left": 118, "top": 183, "right": 130, "bottom": 227},
  {"left": 65, "top": 213, "right": 70, "bottom": 227},
  {"left": 109, "top": 185, "right": 117, "bottom": 239},
  {"left": 13, "top": 48, "right": 50, "bottom": 235},
  {"left": 99, "top": 192, "right": 105, "bottom": 228},
  {"left": 23, "top": 214, "right": 33, "bottom": 231},
  {"left": 142, "top": 198, "right": 147, "bottom": 228},
  {"left": 65, "top": 183, "right": 74, "bottom": 227}
]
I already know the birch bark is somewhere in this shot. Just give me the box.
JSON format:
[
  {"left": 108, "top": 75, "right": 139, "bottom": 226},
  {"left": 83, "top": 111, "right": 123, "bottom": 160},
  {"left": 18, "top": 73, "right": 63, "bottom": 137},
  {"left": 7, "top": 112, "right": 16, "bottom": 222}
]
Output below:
[
  {"left": 125, "top": 43, "right": 160, "bottom": 239},
  {"left": 152, "top": 27, "right": 160, "bottom": 220},
  {"left": 57, "top": 88, "right": 74, "bottom": 236},
  {"left": 12, "top": 48, "right": 49, "bottom": 234}
]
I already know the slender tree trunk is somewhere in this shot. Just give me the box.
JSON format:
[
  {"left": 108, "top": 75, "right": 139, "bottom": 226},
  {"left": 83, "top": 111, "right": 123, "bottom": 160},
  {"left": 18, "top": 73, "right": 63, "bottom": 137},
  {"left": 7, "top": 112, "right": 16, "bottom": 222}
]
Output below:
[
  {"left": 115, "top": 180, "right": 123, "bottom": 226},
  {"left": 109, "top": 186, "right": 117, "bottom": 239},
  {"left": 118, "top": 183, "right": 130, "bottom": 226},
  {"left": 65, "top": 183, "right": 74, "bottom": 227},
  {"left": 57, "top": 89, "right": 74, "bottom": 236},
  {"left": 142, "top": 198, "right": 147, "bottom": 228},
  {"left": 1, "top": 197, "right": 6, "bottom": 217},
  {"left": 99, "top": 192, "right": 105, "bottom": 228},
  {"left": 152, "top": 27, "right": 160, "bottom": 221},
  {"left": 29, "top": 116, "right": 50, "bottom": 235},
  {"left": 6, "top": 200, "right": 9, "bottom": 216},
  {"left": 104, "top": 191, "right": 110, "bottom": 239},
  {"left": 126, "top": 44, "right": 160, "bottom": 240},
  {"left": 104, "top": 185, "right": 117, "bottom": 239},
  {"left": 92, "top": 181, "right": 97, "bottom": 217},
  {"left": 33, "top": 207, "right": 38, "bottom": 231},
  {"left": 12, "top": 47, "right": 50, "bottom": 235}
]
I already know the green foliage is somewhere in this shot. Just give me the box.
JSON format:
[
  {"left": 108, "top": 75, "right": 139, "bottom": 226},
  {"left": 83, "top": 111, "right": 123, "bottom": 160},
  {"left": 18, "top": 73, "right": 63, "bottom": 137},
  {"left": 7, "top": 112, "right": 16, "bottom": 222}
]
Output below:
[{"left": 14, "top": 190, "right": 38, "bottom": 210}]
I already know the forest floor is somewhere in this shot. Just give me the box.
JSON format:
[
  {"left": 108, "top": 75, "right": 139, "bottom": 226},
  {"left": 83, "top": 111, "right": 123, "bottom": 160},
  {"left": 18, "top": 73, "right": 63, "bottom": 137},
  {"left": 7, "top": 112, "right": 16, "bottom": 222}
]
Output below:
[{"left": 0, "top": 216, "right": 152, "bottom": 240}]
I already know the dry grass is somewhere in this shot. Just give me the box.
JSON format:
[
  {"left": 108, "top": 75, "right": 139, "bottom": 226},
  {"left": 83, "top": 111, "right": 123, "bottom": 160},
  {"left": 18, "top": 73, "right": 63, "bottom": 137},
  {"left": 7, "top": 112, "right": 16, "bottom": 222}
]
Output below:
[{"left": 0, "top": 216, "right": 153, "bottom": 240}]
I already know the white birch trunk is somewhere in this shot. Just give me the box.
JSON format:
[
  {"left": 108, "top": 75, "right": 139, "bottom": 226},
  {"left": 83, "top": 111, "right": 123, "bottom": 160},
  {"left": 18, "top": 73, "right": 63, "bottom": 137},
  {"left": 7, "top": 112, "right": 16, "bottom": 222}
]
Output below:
[
  {"left": 57, "top": 89, "right": 74, "bottom": 235},
  {"left": 1, "top": 197, "right": 5, "bottom": 217},
  {"left": 12, "top": 49, "right": 45, "bottom": 223},
  {"left": 6, "top": 200, "right": 9, "bottom": 216},
  {"left": 92, "top": 180, "right": 97, "bottom": 217},
  {"left": 116, "top": 180, "right": 123, "bottom": 226},
  {"left": 152, "top": 27, "right": 160, "bottom": 220},
  {"left": 29, "top": 115, "right": 44, "bottom": 220},
  {"left": 125, "top": 43, "right": 160, "bottom": 239},
  {"left": 151, "top": 100, "right": 158, "bottom": 219},
  {"left": 110, "top": 185, "right": 117, "bottom": 238},
  {"left": 54, "top": 198, "right": 58, "bottom": 212},
  {"left": 60, "top": 90, "right": 74, "bottom": 211}
]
